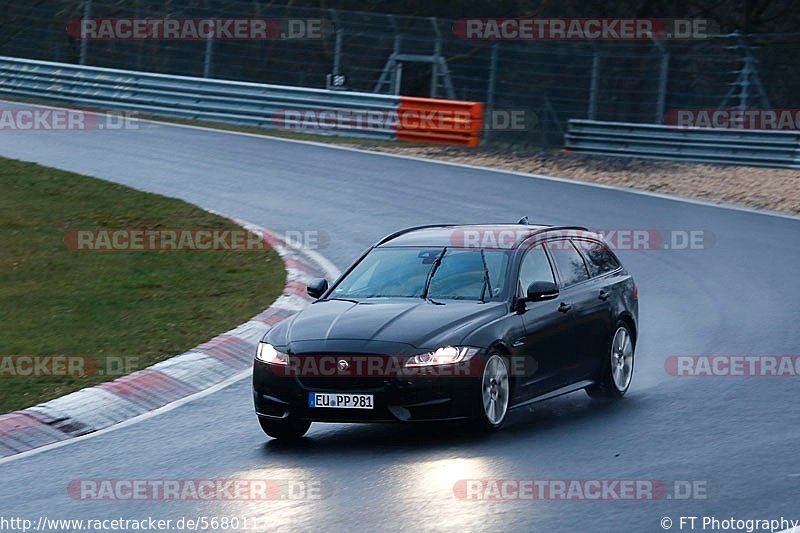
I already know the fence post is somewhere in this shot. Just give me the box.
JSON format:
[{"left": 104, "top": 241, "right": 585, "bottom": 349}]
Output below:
[
  {"left": 203, "top": 1, "right": 214, "bottom": 77},
  {"left": 718, "top": 32, "right": 771, "bottom": 114},
  {"left": 737, "top": 55, "right": 752, "bottom": 111},
  {"left": 329, "top": 9, "right": 343, "bottom": 78},
  {"left": 333, "top": 29, "right": 343, "bottom": 76},
  {"left": 588, "top": 45, "right": 600, "bottom": 120},
  {"left": 483, "top": 43, "right": 499, "bottom": 143},
  {"left": 429, "top": 17, "right": 441, "bottom": 98},
  {"left": 431, "top": 37, "right": 442, "bottom": 97},
  {"left": 79, "top": 0, "right": 92, "bottom": 65},
  {"left": 134, "top": 7, "right": 144, "bottom": 70},
  {"left": 392, "top": 33, "right": 402, "bottom": 94},
  {"left": 736, "top": 33, "right": 771, "bottom": 109},
  {"left": 394, "top": 62, "right": 403, "bottom": 95},
  {"left": 654, "top": 40, "right": 670, "bottom": 124},
  {"left": 203, "top": 35, "right": 214, "bottom": 78}
]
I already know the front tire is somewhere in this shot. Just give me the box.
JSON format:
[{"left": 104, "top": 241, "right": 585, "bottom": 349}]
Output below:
[
  {"left": 477, "top": 353, "right": 510, "bottom": 430},
  {"left": 258, "top": 416, "right": 311, "bottom": 440},
  {"left": 586, "top": 322, "right": 635, "bottom": 399}
]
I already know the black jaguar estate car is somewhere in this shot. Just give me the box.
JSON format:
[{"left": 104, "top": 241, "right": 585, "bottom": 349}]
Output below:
[{"left": 253, "top": 221, "right": 638, "bottom": 440}]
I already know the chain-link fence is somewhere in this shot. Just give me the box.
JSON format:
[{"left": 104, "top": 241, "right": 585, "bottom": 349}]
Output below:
[{"left": 2, "top": 1, "right": 799, "bottom": 147}]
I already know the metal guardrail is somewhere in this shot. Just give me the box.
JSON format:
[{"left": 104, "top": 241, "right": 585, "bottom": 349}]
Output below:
[
  {"left": 0, "top": 55, "right": 400, "bottom": 140},
  {"left": 0, "top": 56, "right": 484, "bottom": 146},
  {"left": 565, "top": 119, "right": 800, "bottom": 169}
]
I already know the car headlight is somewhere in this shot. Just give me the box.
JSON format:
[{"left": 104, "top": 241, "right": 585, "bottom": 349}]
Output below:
[
  {"left": 256, "top": 342, "right": 289, "bottom": 365},
  {"left": 405, "top": 346, "right": 480, "bottom": 367}
]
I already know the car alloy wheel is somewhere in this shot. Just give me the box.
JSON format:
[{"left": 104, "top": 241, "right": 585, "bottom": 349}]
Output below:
[
  {"left": 610, "top": 326, "right": 634, "bottom": 392},
  {"left": 481, "top": 354, "right": 510, "bottom": 428},
  {"left": 586, "top": 321, "right": 635, "bottom": 399}
]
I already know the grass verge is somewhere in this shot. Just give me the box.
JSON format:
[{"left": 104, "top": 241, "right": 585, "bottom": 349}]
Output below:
[{"left": 0, "top": 158, "right": 285, "bottom": 413}]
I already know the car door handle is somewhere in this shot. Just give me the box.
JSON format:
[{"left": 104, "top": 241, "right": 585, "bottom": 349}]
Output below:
[
  {"left": 558, "top": 302, "right": 572, "bottom": 313},
  {"left": 598, "top": 290, "right": 610, "bottom": 301}
]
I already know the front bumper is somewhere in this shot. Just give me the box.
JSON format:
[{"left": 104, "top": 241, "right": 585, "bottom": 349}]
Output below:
[{"left": 253, "top": 359, "right": 481, "bottom": 423}]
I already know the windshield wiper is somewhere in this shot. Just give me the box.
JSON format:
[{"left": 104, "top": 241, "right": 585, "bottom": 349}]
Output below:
[
  {"left": 421, "top": 247, "right": 447, "bottom": 300},
  {"left": 479, "top": 249, "right": 493, "bottom": 303},
  {"left": 324, "top": 297, "right": 359, "bottom": 304}
]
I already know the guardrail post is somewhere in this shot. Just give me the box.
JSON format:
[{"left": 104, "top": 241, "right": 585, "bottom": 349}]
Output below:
[
  {"left": 588, "top": 45, "right": 600, "bottom": 120},
  {"left": 483, "top": 43, "right": 499, "bottom": 143},
  {"left": 654, "top": 40, "right": 670, "bottom": 124},
  {"left": 79, "top": 0, "right": 92, "bottom": 65}
]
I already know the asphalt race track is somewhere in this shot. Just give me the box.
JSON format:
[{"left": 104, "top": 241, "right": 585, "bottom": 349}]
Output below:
[{"left": 1, "top": 103, "right": 799, "bottom": 532}]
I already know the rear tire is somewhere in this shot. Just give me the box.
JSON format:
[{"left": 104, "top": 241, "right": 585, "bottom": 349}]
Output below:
[
  {"left": 586, "top": 322, "right": 635, "bottom": 399},
  {"left": 258, "top": 416, "right": 311, "bottom": 440}
]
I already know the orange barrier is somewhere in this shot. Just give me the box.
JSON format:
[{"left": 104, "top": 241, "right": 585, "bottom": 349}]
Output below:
[{"left": 397, "top": 97, "right": 484, "bottom": 147}]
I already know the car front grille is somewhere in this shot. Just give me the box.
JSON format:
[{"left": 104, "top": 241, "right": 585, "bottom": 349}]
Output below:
[{"left": 291, "top": 353, "right": 404, "bottom": 391}]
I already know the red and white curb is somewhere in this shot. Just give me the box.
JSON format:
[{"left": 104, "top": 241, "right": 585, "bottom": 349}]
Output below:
[{"left": 0, "top": 218, "right": 339, "bottom": 458}]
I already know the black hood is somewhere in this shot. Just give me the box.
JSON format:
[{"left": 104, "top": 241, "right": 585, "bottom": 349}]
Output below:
[{"left": 265, "top": 298, "right": 507, "bottom": 353}]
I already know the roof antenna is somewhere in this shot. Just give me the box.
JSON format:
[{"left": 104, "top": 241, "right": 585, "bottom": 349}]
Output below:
[{"left": 517, "top": 216, "right": 530, "bottom": 225}]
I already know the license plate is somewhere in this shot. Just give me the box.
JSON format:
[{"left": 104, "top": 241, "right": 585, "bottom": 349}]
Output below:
[{"left": 308, "top": 392, "right": 374, "bottom": 409}]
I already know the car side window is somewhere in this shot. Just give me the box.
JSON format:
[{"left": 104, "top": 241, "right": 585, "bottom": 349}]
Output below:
[
  {"left": 517, "top": 244, "right": 555, "bottom": 295},
  {"left": 545, "top": 240, "right": 590, "bottom": 287},
  {"left": 574, "top": 240, "right": 621, "bottom": 277}
]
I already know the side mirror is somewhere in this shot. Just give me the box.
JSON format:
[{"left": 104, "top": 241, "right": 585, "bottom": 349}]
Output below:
[
  {"left": 306, "top": 278, "right": 328, "bottom": 299},
  {"left": 526, "top": 281, "right": 559, "bottom": 302}
]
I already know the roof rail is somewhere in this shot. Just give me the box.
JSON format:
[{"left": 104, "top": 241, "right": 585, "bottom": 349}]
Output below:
[
  {"left": 536, "top": 225, "right": 590, "bottom": 234},
  {"left": 376, "top": 224, "right": 594, "bottom": 248},
  {"left": 376, "top": 224, "right": 460, "bottom": 246}
]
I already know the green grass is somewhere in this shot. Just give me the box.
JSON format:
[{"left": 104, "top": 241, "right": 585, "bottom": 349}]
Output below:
[{"left": 0, "top": 158, "right": 285, "bottom": 412}]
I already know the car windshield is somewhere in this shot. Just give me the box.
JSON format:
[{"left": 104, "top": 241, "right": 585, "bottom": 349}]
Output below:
[{"left": 330, "top": 247, "right": 510, "bottom": 301}]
